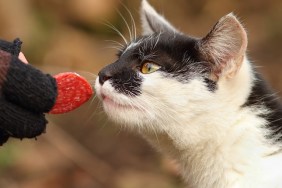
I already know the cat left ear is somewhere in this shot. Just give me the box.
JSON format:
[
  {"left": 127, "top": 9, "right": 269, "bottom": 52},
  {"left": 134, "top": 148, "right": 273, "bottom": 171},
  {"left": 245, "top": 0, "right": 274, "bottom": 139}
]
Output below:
[
  {"left": 198, "top": 13, "right": 248, "bottom": 80},
  {"left": 141, "top": 0, "right": 178, "bottom": 35}
]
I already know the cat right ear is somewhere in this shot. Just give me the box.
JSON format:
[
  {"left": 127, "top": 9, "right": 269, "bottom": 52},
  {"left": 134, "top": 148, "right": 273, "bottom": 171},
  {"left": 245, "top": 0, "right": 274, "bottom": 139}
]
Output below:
[
  {"left": 198, "top": 13, "right": 248, "bottom": 80},
  {"left": 141, "top": 0, "right": 178, "bottom": 35}
]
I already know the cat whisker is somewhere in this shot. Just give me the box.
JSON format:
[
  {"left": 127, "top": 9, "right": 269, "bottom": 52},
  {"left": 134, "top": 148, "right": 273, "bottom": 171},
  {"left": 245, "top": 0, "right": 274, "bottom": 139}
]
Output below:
[
  {"left": 135, "top": 102, "right": 153, "bottom": 116},
  {"left": 128, "top": 94, "right": 182, "bottom": 127},
  {"left": 81, "top": 96, "right": 101, "bottom": 126},
  {"left": 89, "top": 95, "right": 98, "bottom": 108},
  {"left": 144, "top": 95, "right": 185, "bottom": 125},
  {"left": 103, "top": 21, "right": 128, "bottom": 45},
  {"left": 116, "top": 8, "right": 133, "bottom": 42},
  {"left": 97, "top": 116, "right": 110, "bottom": 132},
  {"left": 150, "top": 123, "right": 160, "bottom": 145},
  {"left": 75, "top": 71, "right": 98, "bottom": 79},
  {"left": 105, "top": 40, "right": 125, "bottom": 49},
  {"left": 102, "top": 46, "right": 124, "bottom": 52},
  {"left": 83, "top": 109, "right": 99, "bottom": 128},
  {"left": 153, "top": 32, "right": 162, "bottom": 50},
  {"left": 121, "top": 2, "right": 137, "bottom": 40}
]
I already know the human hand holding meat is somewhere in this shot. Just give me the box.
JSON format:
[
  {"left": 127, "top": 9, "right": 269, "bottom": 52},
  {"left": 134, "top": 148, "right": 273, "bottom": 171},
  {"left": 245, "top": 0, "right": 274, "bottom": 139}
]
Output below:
[{"left": 0, "top": 39, "right": 93, "bottom": 145}]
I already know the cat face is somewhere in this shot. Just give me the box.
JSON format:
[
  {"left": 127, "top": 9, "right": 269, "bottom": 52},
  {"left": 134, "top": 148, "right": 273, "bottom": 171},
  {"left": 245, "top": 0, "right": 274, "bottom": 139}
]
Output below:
[
  {"left": 95, "top": 0, "right": 248, "bottom": 132},
  {"left": 95, "top": 34, "right": 212, "bottom": 130}
]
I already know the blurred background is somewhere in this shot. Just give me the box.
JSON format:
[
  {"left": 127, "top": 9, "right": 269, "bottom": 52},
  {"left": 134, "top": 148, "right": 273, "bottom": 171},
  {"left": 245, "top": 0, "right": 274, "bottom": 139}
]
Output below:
[{"left": 0, "top": 0, "right": 282, "bottom": 187}]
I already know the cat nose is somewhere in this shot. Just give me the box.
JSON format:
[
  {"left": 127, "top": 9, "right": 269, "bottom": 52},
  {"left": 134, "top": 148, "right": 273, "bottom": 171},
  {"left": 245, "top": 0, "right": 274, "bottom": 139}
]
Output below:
[{"left": 98, "top": 70, "right": 112, "bottom": 85}]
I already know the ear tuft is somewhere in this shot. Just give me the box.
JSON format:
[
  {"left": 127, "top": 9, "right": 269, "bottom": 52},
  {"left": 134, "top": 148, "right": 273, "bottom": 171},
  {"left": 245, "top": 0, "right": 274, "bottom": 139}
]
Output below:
[
  {"left": 199, "top": 13, "right": 248, "bottom": 79},
  {"left": 141, "top": 0, "right": 178, "bottom": 35}
]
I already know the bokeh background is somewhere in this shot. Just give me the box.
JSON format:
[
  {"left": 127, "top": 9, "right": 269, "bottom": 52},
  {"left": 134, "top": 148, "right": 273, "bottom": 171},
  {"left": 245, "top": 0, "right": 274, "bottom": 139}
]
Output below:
[{"left": 0, "top": 0, "right": 282, "bottom": 187}]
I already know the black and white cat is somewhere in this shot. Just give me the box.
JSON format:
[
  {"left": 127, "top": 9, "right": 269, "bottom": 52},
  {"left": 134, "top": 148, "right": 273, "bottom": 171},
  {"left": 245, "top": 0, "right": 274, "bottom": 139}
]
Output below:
[{"left": 95, "top": 0, "right": 282, "bottom": 187}]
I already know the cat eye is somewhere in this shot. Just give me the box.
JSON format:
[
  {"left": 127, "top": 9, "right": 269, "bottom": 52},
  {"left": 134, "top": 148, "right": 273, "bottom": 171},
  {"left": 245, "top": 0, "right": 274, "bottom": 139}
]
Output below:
[{"left": 140, "top": 62, "right": 161, "bottom": 74}]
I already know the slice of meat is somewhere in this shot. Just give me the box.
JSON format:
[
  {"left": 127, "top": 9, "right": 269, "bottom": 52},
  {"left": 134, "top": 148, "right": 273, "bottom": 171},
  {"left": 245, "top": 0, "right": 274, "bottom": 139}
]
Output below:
[{"left": 49, "top": 72, "right": 93, "bottom": 114}]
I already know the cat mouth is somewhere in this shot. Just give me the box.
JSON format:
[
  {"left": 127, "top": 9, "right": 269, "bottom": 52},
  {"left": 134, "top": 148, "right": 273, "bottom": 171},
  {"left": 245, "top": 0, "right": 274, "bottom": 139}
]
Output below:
[{"left": 101, "top": 94, "right": 139, "bottom": 110}]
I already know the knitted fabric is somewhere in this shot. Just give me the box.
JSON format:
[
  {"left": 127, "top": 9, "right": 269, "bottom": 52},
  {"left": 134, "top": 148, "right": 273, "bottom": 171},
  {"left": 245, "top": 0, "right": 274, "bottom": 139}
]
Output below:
[
  {"left": 0, "top": 38, "right": 58, "bottom": 145},
  {"left": 0, "top": 38, "right": 22, "bottom": 56},
  {"left": 3, "top": 55, "right": 57, "bottom": 113}
]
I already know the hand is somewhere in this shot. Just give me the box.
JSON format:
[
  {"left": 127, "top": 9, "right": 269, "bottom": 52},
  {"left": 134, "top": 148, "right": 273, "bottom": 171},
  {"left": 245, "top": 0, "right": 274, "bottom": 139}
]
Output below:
[
  {"left": 18, "top": 52, "right": 28, "bottom": 64},
  {"left": 0, "top": 39, "right": 58, "bottom": 145}
]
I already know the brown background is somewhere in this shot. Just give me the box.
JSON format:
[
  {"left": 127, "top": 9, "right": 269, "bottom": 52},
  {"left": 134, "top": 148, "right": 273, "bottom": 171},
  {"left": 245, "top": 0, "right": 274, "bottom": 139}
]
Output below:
[{"left": 0, "top": 0, "right": 282, "bottom": 187}]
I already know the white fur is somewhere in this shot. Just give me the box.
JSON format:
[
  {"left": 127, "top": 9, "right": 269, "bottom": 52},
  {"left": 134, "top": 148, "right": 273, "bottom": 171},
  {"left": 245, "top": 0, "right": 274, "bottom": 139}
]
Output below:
[
  {"left": 95, "top": 1, "right": 282, "bottom": 187},
  {"left": 95, "top": 57, "right": 282, "bottom": 187}
]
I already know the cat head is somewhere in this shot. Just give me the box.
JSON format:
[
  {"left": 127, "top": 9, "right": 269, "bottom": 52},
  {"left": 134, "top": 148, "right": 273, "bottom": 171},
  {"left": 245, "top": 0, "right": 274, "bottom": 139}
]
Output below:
[{"left": 95, "top": 0, "right": 251, "bottom": 133}]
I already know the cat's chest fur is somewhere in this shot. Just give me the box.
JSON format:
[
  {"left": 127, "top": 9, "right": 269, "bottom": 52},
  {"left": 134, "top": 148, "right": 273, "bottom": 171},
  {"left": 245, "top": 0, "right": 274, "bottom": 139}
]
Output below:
[
  {"left": 143, "top": 110, "right": 282, "bottom": 188},
  {"left": 95, "top": 0, "right": 282, "bottom": 187},
  {"left": 140, "top": 57, "right": 282, "bottom": 187}
]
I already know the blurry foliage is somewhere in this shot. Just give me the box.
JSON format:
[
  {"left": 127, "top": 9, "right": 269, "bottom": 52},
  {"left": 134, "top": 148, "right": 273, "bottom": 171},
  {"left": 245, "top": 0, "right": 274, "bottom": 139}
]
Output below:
[
  {"left": 0, "top": 144, "right": 17, "bottom": 169},
  {"left": 0, "top": 0, "right": 281, "bottom": 188}
]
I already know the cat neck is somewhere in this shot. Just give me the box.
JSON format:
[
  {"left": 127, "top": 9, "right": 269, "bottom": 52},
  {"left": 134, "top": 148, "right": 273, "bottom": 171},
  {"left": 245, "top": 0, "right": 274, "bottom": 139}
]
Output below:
[
  {"left": 141, "top": 59, "right": 282, "bottom": 187},
  {"left": 142, "top": 115, "right": 281, "bottom": 187}
]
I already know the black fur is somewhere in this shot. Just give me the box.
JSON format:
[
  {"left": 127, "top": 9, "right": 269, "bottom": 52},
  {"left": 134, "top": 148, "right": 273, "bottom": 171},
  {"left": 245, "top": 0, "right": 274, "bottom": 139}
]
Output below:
[
  {"left": 98, "top": 32, "right": 217, "bottom": 95},
  {"left": 111, "top": 68, "right": 143, "bottom": 96},
  {"left": 98, "top": 56, "right": 143, "bottom": 97},
  {"left": 138, "top": 33, "right": 202, "bottom": 74},
  {"left": 244, "top": 71, "right": 282, "bottom": 142},
  {"left": 204, "top": 78, "right": 217, "bottom": 92}
]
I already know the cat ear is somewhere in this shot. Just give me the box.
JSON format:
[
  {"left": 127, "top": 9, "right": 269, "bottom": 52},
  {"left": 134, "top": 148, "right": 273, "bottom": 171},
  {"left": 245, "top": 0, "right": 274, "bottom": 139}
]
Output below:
[
  {"left": 198, "top": 13, "right": 248, "bottom": 80},
  {"left": 141, "top": 0, "right": 178, "bottom": 35}
]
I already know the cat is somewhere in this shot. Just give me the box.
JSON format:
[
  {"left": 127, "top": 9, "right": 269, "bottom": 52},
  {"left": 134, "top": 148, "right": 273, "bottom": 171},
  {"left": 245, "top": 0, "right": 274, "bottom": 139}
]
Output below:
[{"left": 95, "top": 0, "right": 282, "bottom": 187}]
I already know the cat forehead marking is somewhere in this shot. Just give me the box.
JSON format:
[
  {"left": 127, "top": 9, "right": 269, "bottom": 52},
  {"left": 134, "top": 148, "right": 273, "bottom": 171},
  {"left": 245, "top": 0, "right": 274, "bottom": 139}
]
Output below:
[
  {"left": 123, "top": 40, "right": 142, "bottom": 55},
  {"left": 123, "top": 35, "right": 159, "bottom": 55}
]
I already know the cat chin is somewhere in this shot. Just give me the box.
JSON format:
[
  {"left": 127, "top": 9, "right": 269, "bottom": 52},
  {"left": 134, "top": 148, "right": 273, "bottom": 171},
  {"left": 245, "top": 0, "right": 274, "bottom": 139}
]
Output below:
[
  {"left": 102, "top": 99, "right": 157, "bottom": 128},
  {"left": 103, "top": 106, "right": 151, "bottom": 127},
  {"left": 102, "top": 95, "right": 138, "bottom": 110}
]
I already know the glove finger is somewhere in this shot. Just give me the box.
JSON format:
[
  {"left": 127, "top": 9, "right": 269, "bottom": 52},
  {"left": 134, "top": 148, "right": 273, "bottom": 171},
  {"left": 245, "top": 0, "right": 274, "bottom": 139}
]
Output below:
[
  {"left": 0, "top": 98, "right": 47, "bottom": 139},
  {"left": 1, "top": 53, "right": 57, "bottom": 113},
  {"left": 0, "top": 38, "right": 22, "bottom": 56}
]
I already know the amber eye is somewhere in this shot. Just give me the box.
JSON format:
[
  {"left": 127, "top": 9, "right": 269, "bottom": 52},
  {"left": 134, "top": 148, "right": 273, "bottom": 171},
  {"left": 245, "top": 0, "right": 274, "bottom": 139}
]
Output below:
[{"left": 140, "top": 62, "right": 161, "bottom": 74}]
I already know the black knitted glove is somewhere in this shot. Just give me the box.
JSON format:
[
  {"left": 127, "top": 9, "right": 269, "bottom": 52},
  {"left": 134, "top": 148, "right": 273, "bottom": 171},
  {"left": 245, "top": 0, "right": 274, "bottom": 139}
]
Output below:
[{"left": 0, "top": 39, "right": 58, "bottom": 145}]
